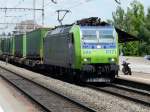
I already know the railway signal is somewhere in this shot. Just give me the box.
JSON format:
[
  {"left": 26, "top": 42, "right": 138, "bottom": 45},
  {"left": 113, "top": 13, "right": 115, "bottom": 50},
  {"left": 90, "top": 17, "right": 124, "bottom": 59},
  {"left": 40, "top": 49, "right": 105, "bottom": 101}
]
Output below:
[{"left": 51, "top": 0, "right": 121, "bottom": 4}]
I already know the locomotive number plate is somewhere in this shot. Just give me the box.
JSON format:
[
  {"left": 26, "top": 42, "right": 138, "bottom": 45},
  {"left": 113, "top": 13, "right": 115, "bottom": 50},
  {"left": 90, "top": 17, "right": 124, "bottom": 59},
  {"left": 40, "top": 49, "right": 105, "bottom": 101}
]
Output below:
[{"left": 105, "top": 50, "right": 116, "bottom": 54}]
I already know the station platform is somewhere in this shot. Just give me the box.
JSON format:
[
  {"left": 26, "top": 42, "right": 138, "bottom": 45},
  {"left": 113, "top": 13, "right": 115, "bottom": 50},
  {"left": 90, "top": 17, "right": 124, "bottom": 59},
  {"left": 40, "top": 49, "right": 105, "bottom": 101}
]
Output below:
[
  {"left": 0, "top": 76, "right": 41, "bottom": 112},
  {"left": 118, "top": 56, "right": 150, "bottom": 85},
  {"left": 119, "top": 56, "right": 150, "bottom": 74}
]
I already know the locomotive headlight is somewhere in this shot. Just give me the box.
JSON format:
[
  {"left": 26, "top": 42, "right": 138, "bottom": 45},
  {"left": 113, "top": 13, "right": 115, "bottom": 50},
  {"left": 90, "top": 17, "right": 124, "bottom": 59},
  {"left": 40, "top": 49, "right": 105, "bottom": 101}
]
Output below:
[
  {"left": 111, "top": 58, "right": 115, "bottom": 62},
  {"left": 83, "top": 58, "right": 91, "bottom": 62},
  {"left": 109, "top": 58, "right": 116, "bottom": 63},
  {"left": 84, "top": 58, "right": 88, "bottom": 62}
]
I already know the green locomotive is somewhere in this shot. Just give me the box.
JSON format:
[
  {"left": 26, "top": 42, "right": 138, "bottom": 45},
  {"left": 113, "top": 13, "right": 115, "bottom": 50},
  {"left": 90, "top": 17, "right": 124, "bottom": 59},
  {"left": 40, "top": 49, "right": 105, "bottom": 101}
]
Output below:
[
  {"left": 0, "top": 17, "right": 119, "bottom": 82},
  {"left": 44, "top": 19, "right": 119, "bottom": 82}
]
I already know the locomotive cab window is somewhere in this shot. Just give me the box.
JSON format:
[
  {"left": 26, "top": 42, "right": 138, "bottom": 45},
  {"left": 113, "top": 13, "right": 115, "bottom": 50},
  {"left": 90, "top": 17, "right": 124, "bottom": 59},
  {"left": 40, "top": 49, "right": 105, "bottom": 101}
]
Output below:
[
  {"left": 81, "top": 30, "right": 98, "bottom": 43},
  {"left": 81, "top": 27, "right": 116, "bottom": 44},
  {"left": 99, "top": 29, "right": 116, "bottom": 43}
]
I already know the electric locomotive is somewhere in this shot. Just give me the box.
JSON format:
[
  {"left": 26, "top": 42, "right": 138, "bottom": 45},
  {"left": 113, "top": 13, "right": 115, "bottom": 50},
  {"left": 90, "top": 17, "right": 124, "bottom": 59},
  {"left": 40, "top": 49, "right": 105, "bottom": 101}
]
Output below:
[{"left": 44, "top": 17, "right": 119, "bottom": 82}]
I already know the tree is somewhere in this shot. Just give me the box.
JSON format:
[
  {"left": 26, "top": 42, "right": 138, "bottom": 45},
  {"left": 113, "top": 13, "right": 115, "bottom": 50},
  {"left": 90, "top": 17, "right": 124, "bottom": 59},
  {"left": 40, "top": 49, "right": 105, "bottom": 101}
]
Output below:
[
  {"left": 138, "top": 7, "right": 150, "bottom": 55},
  {"left": 112, "top": 7, "right": 125, "bottom": 30},
  {"left": 112, "top": 0, "right": 147, "bottom": 56}
]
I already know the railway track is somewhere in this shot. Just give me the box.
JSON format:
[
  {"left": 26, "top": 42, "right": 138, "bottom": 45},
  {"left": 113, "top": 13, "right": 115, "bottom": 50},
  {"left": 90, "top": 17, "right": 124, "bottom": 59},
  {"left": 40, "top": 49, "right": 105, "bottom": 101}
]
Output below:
[
  {"left": 0, "top": 67, "right": 96, "bottom": 112},
  {"left": 87, "top": 79, "right": 150, "bottom": 107},
  {"left": 114, "top": 78, "right": 150, "bottom": 92}
]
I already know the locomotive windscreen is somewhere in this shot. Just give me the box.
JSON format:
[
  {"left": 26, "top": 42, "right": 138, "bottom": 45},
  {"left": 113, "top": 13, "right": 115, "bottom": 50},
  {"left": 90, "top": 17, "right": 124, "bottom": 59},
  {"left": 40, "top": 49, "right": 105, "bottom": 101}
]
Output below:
[{"left": 81, "top": 26, "right": 116, "bottom": 44}]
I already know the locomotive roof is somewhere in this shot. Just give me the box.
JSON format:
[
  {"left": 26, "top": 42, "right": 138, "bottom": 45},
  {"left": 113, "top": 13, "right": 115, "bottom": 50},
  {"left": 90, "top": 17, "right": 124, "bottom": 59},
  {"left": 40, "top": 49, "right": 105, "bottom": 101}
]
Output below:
[
  {"left": 77, "top": 17, "right": 140, "bottom": 43},
  {"left": 48, "top": 25, "right": 72, "bottom": 35},
  {"left": 115, "top": 28, "right": 140, "bottom": 43},
  {"left": 48, "top": 17, "right": 139, "bottom": 43}
]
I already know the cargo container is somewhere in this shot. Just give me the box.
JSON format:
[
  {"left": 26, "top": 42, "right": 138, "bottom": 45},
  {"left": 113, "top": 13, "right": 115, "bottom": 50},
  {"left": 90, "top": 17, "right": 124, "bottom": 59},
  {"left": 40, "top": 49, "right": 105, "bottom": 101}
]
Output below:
[
  {"left": 0, "top": 38, "right": 3, "bottom": 55},
  {"left": 10, "top": 36, "right": 15, "bottom": 56},
  {"left": 14, "top": 34, "right": 26, "bottom": 58},
  {"left": 2, "top": 38, "right": 11, "bottom": 55},
  {"left": 7, "top": 37, "right": 14, "bottom": 56},
  {"left": 0, "top": 38, "right": 5, "bottom": 55},
  {"left": 26, "top": 28, "right": 49, "bottom": 60}
]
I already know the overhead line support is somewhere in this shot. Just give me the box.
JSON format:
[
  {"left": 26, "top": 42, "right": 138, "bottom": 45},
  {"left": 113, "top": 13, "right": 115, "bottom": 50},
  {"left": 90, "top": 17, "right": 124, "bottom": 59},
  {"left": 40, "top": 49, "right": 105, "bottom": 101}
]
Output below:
[{"left": 0, "top": 7, "right": 43, "bottom": 11}]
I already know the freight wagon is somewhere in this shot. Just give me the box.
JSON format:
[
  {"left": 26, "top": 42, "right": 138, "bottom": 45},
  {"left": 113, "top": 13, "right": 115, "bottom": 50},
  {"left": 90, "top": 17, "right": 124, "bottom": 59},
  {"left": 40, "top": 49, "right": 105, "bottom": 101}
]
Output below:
[
  {"left": 3, "top": 38, "right": 11, "bottom": 55},
  {"left": 0, "top": 36, "right": 14, "bottom": 61},
  {"left": 14, "top": 34, "right": 26, "bottom": 58},
  {"left": 0, "top": 38, "right": 3, "bottom": 56},
  {"left": 25, "top": 28, "right": 49, "bottom": 66},
  {"left": 12, "top": 34, "right": 26, "bottom": 63}
]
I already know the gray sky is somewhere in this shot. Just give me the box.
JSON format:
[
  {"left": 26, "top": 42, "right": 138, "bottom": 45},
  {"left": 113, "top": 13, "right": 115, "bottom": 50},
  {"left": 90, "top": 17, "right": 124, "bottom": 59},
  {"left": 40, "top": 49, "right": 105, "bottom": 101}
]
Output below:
[{"left": 0, "top": 0, "right": 149, "bottom": 34}]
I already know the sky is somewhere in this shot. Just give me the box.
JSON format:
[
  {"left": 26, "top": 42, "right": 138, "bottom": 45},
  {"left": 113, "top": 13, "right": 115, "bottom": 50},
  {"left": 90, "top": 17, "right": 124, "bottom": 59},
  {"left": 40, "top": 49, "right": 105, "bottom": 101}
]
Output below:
[{"left": 0, "top": 0, "right": 150, "bottom": 34}]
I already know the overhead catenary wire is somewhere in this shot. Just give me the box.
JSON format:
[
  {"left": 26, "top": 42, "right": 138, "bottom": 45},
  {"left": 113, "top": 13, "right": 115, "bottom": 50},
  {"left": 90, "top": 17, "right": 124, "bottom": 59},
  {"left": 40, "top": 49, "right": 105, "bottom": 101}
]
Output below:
[
  {"left": 43, "top": 0, "right": 96, "bottom": 25},
  {"left": 0, "top": 0, "right": 25, "bottom": 29},
  {"left": 0, "top": 0, "right": 119, "bottom": 34},
  {"left": 36, "top": 0, "right": 95, "bottom": 27},
  {"left": 0, "top": 0, "right": 46, "bottom": 33}
]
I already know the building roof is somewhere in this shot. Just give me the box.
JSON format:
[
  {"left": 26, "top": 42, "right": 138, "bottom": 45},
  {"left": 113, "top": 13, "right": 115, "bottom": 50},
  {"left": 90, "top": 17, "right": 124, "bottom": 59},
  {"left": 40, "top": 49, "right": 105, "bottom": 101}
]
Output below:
[{"left": 115, "top": 28, "right": 140, "bottom": 43}]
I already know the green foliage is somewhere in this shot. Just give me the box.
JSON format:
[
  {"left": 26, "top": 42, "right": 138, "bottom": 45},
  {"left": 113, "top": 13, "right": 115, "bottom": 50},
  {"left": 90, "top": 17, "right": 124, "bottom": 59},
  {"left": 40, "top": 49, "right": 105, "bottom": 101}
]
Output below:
[{"left": 112, "top": 0, "right": 150, "bottom": 56}]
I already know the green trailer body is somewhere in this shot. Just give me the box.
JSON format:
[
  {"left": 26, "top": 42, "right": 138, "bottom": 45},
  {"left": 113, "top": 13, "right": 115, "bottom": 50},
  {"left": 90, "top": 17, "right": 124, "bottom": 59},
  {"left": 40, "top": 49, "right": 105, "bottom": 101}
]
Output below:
[
  {"left": 14, "top": 34, "right": 26, "bottom": 58},
  {"left": 9, "top": 37, "right": 14, "bottom": 56},
  {"left": 0, "top": 37, "right": 13, "bottom": 56},
  {"left": 0, "top": 38, "right": 3, "bottom": 55},
  {"left": 26, "top": 28, "right": 49, "bottom": 59},
  {"left": 0, "top": 38, "right": 3, "bottom": 56},
  {"left": 11, "top": 36, "right": 15, "bottom": 56},
  {"left": 3, "top": 38, "right": 6, "bottom": 54},
  {"left": 1, "top": 38, "right": 5, "bottom": 54},
  {"left": 2, "top": 38, "right": 11, "bottom": 55}
]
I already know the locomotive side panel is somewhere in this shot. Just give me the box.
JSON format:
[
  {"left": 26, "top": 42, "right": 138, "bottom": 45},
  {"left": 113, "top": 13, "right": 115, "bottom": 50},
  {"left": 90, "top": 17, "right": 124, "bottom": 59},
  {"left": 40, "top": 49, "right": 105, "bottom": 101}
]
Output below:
[{"left": 44, "top": 32, "right": 75, "bottom": 68}]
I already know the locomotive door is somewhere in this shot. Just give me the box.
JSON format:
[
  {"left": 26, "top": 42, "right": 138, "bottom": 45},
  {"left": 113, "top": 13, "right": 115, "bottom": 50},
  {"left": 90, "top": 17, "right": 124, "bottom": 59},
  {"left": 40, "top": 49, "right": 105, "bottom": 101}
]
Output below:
[{"left": 67, "top": 33, "right": 74, "bottom": 67}]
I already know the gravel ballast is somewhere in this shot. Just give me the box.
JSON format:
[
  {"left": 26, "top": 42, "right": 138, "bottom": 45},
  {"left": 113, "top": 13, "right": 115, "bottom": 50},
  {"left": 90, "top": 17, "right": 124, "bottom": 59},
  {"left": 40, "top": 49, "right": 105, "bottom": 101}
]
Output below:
[{"left": 0, "top": 61, "right": 149, "bottom": 112}]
